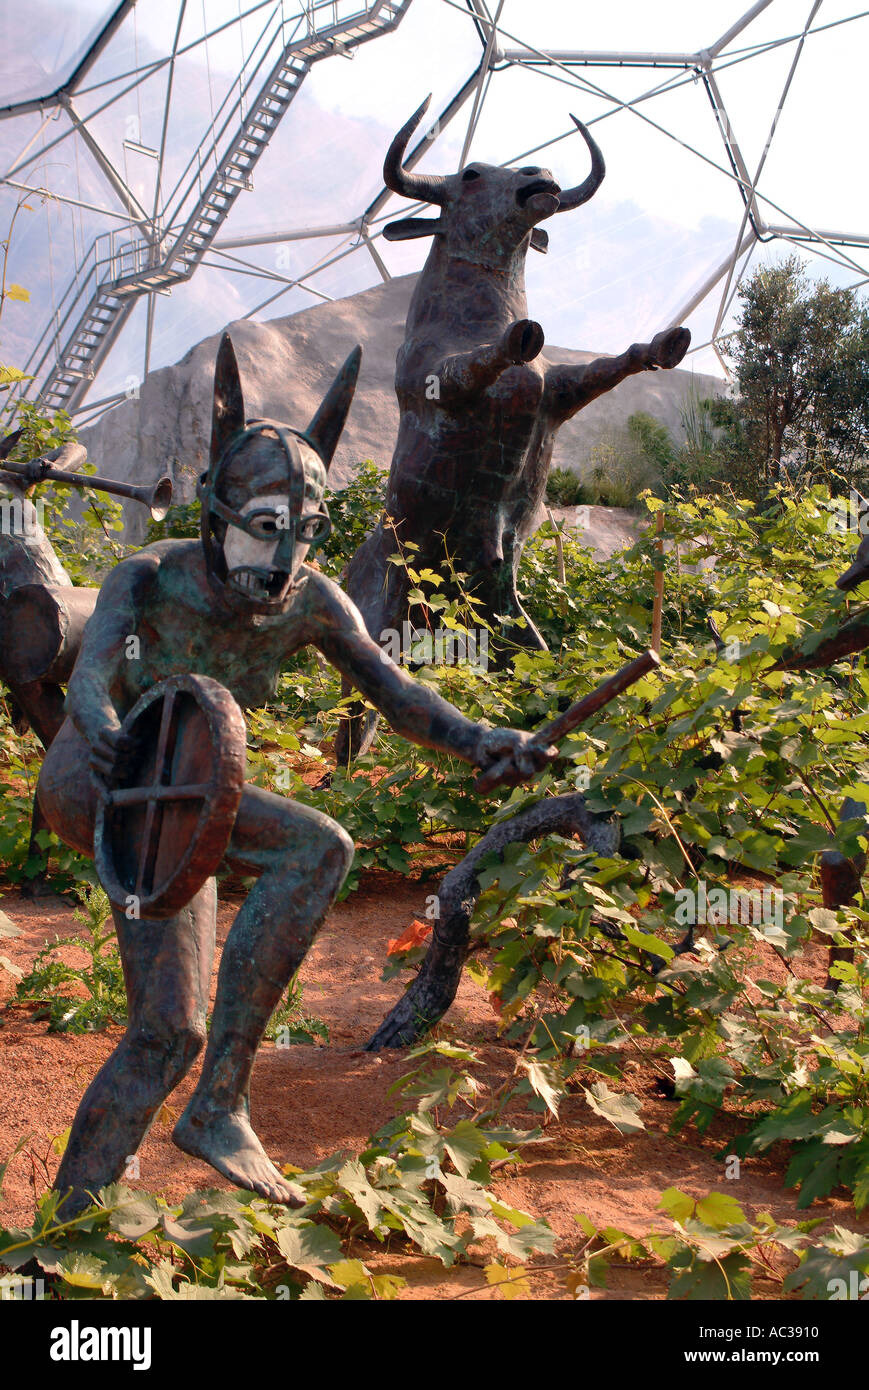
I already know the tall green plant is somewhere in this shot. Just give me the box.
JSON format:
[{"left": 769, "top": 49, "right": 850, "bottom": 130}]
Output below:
[{"left": 720, "top": 255, "right": 869, "bottom": 493}]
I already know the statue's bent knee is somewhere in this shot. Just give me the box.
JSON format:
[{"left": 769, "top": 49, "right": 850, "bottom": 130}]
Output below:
[{"left": 127, "top": 1017, "right": 206, "bottom": 1083}]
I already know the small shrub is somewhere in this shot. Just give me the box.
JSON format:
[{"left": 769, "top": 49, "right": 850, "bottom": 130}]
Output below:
[
  {"left": 13, "top": 882, "right": 126, "bottom": 1033},
  {"left": 546, "top": 466, "right": 589, "bottom": 507},
  {"left": 263, "top": 970, "right": 329, "bottom": 1046},
  {"left": 320, "top": 459, "right": 386, "bottom": 576}
]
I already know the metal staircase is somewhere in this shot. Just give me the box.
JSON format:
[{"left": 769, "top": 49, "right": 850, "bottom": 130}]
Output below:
[{"left": 22, "top": 0, "right": 413, "bottom": 415}]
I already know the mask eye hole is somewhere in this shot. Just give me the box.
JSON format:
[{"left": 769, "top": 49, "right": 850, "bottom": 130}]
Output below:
[
  {"left": 461, "top": 168, "right": 480, "bottom": 182},
  {"left": 298, "top": 514, "right": 330, "bottom": 544},
  {"left": 518, "top": 167, "right": 540, "bottom": 176},
  {"left": 245, "top": 510, "right": 284, "bottom": 539}
]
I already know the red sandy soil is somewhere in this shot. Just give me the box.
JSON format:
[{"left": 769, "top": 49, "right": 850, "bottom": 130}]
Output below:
[{"left": 0, "top": 870, "right": 866, "bottom": 1301}]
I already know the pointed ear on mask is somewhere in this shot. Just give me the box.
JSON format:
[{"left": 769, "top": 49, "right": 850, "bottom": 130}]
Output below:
[
  {"left": 304, "top": 345, "right": 362, "bottom": 470},
  {"left": 383, "top": 217, "right": 444, "bottom": 242},
  {"left": 211, "top": 333, "right": 246, "bottom": 465},
  {"left": 530, "top": 228, "right": 549, "bottom": 253}
]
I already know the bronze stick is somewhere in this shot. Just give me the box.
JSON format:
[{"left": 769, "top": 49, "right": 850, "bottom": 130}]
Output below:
[{"left": 474, "top": 647, "right": 660, "bottom": 792}]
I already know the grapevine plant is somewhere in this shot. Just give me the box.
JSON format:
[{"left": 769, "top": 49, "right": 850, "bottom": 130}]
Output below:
[{"left": 2, "top": 470, "right": 869, "bottom": 1294}]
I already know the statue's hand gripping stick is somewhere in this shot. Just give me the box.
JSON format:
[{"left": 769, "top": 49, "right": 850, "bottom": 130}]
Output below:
[{"left": 474, "top": 648, "right": 660, "bottom": 794}]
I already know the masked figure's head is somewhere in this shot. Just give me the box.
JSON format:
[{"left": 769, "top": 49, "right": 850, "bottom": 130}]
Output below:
[{"left": 198, "top": 334, "right": 361, "bottom": 614}]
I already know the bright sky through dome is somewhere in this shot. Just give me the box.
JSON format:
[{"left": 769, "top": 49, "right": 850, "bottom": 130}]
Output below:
[{"left": 0, "top": 0, "right": 865, "bottom": 404}]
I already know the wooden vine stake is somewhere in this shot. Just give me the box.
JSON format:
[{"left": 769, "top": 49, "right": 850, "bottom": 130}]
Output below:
[
  {"left": 546, "top": 506, "right": 566, "bottom": 584},
  {"left": 651, "top": 508, "right": 665, "bottom": 654}
]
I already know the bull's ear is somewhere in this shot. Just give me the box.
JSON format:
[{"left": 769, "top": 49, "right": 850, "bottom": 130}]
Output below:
[
  {"left": 211, "top": 332, "right": 245, "bottom": 465},
  {"left": 530, "top": 228, "right": 549, "bottom": 253},
  {"left": 0, "top": 427, "right": 23, "bottom": 461},
  {"left": 305, "top": 345, "right": 362, "bottom": 470},
  {"left": 383, "top": 216, "right": 444, "bottom": 241}
]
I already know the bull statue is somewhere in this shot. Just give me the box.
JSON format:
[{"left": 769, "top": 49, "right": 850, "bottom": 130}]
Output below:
[{"left": 340, "top": 97, "right": 690, "bottom": 754}]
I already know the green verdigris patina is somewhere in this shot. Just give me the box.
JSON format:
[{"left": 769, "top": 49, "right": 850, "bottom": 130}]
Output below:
[{"left": 36, "top": 334, "right": 554, "bottom": 1212}]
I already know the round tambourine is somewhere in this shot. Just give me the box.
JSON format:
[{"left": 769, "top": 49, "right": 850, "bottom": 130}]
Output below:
[{"left": 94, "top": 674, "right": 247, "bottom": 919}]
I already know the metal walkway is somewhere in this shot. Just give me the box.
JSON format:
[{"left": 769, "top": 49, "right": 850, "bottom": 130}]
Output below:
[{"left": 22, "top": 1, "right": 412, "bottom": 415}]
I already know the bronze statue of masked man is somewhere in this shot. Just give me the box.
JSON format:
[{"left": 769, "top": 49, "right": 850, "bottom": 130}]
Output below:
[{"left": 36, "top": 335, "right": 553, "bottom": 1212}]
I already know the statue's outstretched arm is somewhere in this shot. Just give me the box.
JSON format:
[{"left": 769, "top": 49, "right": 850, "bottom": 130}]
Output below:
[
  {"left": 308, "top": 574, "right": 552, "bottom": 784},
  {"left": 311, "top": 578, "right": 481, "bottom": 762}
]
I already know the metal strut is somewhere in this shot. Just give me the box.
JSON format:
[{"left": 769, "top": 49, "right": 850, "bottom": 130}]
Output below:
[{"left": 19, "top": 1, "right": 414, "bottom": 416}]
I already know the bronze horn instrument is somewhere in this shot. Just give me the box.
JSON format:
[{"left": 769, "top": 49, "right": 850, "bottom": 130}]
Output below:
[{"left": 0, "top": 442, "right": 173, "bottom": 521}]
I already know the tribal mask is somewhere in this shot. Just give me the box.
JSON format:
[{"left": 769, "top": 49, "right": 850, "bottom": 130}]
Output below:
[{"left": 198, "top": 334, "right": 361, "bottom": 614}]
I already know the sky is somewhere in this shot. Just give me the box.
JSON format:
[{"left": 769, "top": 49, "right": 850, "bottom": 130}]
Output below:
[{"left": 0, "top": 0, "right": 866, "bottom": 412}]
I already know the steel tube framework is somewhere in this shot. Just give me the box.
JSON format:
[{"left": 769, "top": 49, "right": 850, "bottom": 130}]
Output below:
[{"left": 0, "top": 0, "right": 865, "bottom": 423}]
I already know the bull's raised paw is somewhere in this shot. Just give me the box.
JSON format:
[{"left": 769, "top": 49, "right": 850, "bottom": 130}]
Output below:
[
  {"left": 503, "top": 318, "right": 545, "bottom": 365},
  {"left": 648, "top": 325, "right": 691, "bottom": 371}
]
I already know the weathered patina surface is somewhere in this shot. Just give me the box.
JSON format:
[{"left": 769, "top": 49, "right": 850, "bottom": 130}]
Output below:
[
  {"left": 94, "top": 673, "right": 248, "bottom": 919},
  {"left": 343, "top": 98, "right": 690, "bottom": 706},
  {"left": 0, "top": 435, "right": 82, "bottom": 749},
  {"left": 35, "top": 334, "right": 553, "bottom": 1213}
]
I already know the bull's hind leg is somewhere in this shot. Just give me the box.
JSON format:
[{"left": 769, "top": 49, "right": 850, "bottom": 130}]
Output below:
[
  {"left": 332, "top": 679, "right": 381, "bottom": 766},
  {"left": 5, "top": 678, "right": 66, "bottom": 749},
  {"left": 470, "top": 557, "right": 547, "bottom": 666},
  {"left": 335, "top": 525, "right": 406, "bottom": 762},
  {"left": 7, "top": 680, "right": 69, "bottom": 895},
  {"left": 173, "top": 786, "right": 354, "bottom": 1204}
]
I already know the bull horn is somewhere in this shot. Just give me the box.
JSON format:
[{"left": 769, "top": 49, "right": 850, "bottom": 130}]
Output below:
[
  {"left": 0, "top": 428, "right": 23, "bottom": 461},
  {"left": 383, "top": 95, "right": 448, "bottom": 206},
  {"left": 557, "top": 116, "right": 605, "bottom": 211}
]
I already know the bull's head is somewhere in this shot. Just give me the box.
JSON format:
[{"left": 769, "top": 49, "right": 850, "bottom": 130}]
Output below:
[{"left": 382, "top": 95, "right": 604, "bottom": 259}]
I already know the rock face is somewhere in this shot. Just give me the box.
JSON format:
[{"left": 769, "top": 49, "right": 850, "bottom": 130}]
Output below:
[
  {"left": 79, "top": 273, "right": 724, "bottom": 540},
  {"left": 546, "top": 503, "right": 642, "bottom": 560}
]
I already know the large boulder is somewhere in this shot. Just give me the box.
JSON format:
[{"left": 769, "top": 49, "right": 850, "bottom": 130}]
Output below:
[{"left": 79, "top": 273, "right": 724, "bottom": 540}]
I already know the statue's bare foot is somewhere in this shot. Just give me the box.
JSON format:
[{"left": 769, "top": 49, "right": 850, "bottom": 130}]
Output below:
[
  {"left": 503, "top": 317, "right": 545, "bottom": 364},
  {"left": 173, "top": 1107, "right": 305, "bottom": 1207},
  {"left": 647, "top": 325, "right": 691, "bottom": 370}
]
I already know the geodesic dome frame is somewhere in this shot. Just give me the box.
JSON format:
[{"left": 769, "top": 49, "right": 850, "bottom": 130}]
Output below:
[{"left": 1, "top": 0, "right": 867, "bottom": 432}]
